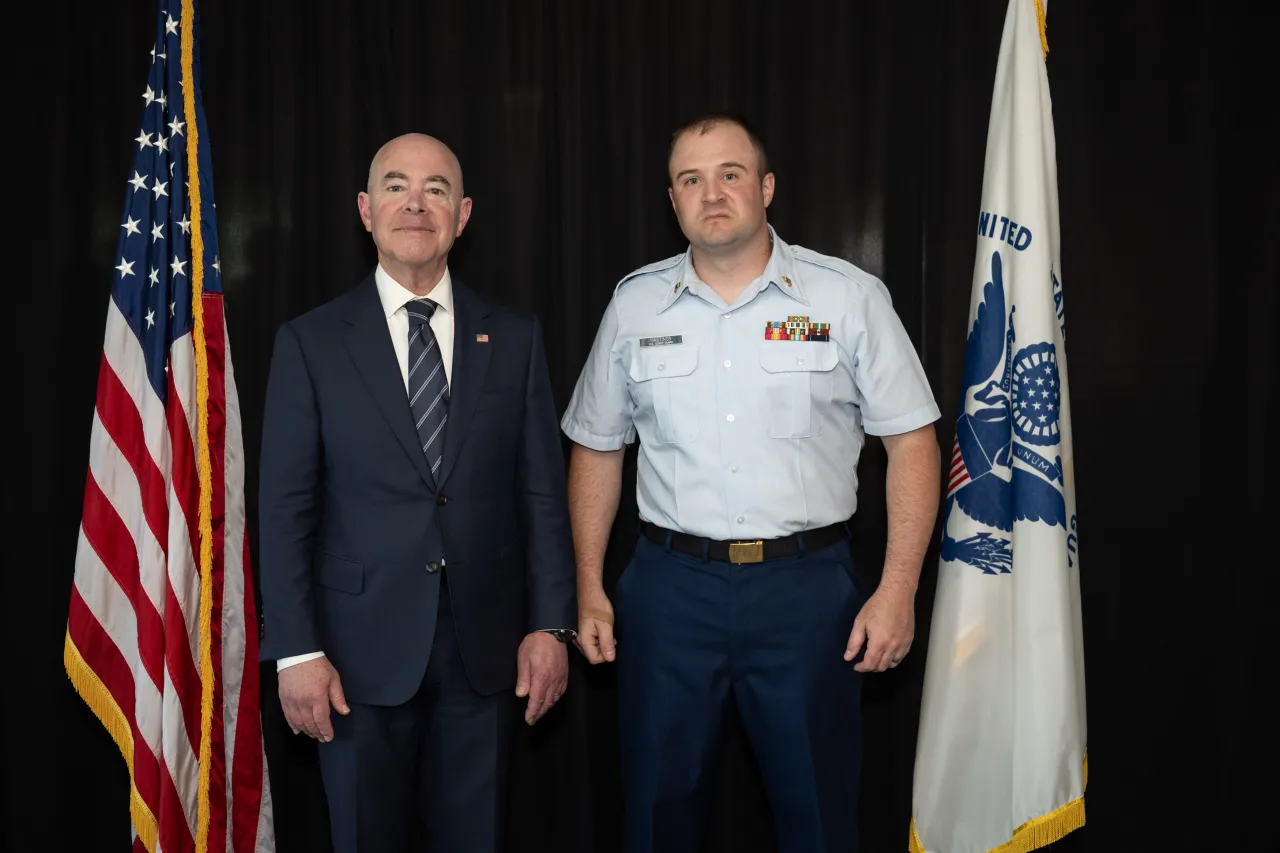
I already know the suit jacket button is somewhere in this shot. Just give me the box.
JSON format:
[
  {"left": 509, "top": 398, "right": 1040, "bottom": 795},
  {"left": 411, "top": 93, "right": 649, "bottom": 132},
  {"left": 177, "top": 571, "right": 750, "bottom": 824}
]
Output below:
[
  {"left": 426, "top": 561, "right": 439, "bottom": 573},
  {"left": 436, "top": 493, "right": 447, "bottom": 506}
]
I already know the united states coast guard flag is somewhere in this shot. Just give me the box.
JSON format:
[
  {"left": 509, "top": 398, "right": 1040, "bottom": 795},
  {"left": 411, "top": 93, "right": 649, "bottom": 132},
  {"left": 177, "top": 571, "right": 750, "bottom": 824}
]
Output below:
[
  {"left": 909, "top": 2, "right": 1086, "bottom": 852},
  {"left": 63, "top": 1, "right": 275, "bottom": 851}
]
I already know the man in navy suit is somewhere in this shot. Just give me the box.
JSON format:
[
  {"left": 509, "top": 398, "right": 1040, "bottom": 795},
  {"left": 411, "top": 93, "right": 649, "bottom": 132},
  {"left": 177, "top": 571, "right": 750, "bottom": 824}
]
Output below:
[{"left": 257, "top": 132, "right": 577, "bottom": 853}]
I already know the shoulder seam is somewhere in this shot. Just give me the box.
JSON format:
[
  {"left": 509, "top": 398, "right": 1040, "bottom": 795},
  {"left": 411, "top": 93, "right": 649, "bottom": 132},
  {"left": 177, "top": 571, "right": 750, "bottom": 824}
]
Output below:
[
  {"left": 791, "top": 246, "right": 884, "bottom": 292},
  {"left": 614, "top": 253, "right": 684, "bottom": 291}
]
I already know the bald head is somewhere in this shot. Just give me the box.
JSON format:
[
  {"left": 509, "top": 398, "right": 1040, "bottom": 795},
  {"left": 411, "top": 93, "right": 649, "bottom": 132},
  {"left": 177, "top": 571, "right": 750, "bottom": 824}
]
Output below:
[
  {"left": 366, "top": 133, "right": 465, "bottom": 197},
  {"left": 357, "top": 132, "right": 473, "bottom": 291}
]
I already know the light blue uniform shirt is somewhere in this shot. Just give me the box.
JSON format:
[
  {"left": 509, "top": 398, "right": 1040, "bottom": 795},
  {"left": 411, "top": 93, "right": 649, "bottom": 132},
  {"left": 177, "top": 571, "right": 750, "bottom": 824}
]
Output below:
[{"left": 561, "top": 227, "right": 941, "bottom": 541}]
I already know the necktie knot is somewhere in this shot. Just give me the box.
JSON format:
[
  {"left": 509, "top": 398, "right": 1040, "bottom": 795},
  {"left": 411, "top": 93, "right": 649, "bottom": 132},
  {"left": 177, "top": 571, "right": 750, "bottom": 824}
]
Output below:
[{"left": 405, "top": 298, "right": 438, "bottom": 328}]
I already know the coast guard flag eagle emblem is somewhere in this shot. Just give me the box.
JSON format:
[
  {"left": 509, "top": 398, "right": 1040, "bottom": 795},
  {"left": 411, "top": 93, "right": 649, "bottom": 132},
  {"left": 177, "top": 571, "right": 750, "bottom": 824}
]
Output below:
[{"left": 910, "top": 2, "right": 1087, "bottom": 852}]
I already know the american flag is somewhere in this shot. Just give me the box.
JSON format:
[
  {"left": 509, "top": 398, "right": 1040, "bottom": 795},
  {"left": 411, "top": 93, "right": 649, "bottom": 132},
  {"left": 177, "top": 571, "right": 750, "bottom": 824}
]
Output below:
[{"left": 64, "top": 1, "right": 274, "bottom": 851}]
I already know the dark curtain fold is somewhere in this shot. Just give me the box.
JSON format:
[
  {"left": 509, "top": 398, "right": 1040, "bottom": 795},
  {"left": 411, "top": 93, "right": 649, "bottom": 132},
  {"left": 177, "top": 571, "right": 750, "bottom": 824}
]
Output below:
[{"left": 16, "top": 1, "right": 1274, "bottom": 851}]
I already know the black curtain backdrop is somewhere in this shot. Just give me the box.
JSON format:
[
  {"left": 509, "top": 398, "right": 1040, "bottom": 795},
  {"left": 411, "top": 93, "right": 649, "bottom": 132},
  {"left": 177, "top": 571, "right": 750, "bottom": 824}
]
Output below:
[{"left": 16, "top": 1, "right": 1275, "bottom": 851}]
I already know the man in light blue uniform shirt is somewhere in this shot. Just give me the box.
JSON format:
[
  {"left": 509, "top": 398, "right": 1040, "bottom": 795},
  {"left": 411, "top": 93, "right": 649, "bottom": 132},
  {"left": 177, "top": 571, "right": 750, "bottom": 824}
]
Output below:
[{"left": 562, "top": 114, "right": 942, "bottom": 853}]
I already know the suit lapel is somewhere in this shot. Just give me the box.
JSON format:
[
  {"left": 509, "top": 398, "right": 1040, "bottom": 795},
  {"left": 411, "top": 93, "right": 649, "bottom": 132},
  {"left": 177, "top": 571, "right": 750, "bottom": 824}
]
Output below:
[
  {"left": 341, "top": 275, "right": 437, "bottom": 491},
  {"left": 437, "top": 281, "right": 492, "bottom": 489}
]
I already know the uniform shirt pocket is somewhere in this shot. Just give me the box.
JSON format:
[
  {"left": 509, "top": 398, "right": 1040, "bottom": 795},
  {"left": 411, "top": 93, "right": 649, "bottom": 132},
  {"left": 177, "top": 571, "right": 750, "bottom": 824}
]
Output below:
[
  {"left": 627, "top": 344, "right": 700, "bottom": 443},
  {"left": 758, "top": 342, "right": 839, "bottom": 438}
]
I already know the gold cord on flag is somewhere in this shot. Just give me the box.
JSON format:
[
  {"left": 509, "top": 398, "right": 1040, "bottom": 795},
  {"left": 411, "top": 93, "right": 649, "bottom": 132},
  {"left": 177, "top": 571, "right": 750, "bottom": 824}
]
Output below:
[
  {"left": 1034, "top": 0, "right": 1049, "bottom": 59},
  {"left": 180, "top": 1, "right": 215, "bottom": 851}
]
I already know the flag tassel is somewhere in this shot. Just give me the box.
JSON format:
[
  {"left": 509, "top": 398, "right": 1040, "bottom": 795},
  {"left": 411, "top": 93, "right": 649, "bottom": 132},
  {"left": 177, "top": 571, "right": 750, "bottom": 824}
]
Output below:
[
  {"left": 908, "top": 797, "right": 1084, "bottom": 853},
  {"left": 908, "top": 756, "right": 1088, "bottom": 853},
  {"left": 65, "top": 633, "right": 160, "bottom": 853}
]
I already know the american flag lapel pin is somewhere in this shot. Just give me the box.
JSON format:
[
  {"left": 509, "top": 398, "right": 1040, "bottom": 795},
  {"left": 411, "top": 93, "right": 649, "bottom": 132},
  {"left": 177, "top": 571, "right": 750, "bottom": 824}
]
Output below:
[{"left": 476, "top": 333, "right": 489, "bottom": 343}]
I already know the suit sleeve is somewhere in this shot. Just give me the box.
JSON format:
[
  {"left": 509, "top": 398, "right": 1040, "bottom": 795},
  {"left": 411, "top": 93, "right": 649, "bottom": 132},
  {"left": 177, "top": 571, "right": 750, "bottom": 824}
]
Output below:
[
  {"left": 257, "top": 322, "right": 324, "bottom": 661},
  {"left": 517, "top": 316, "right": 578, "bottom": 632}
]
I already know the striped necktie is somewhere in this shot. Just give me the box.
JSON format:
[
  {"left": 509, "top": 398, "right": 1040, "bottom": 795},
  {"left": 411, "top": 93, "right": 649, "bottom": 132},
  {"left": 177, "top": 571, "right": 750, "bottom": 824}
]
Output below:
[{"left": 405, "top": 298, "right": 448, "bottom": 482}]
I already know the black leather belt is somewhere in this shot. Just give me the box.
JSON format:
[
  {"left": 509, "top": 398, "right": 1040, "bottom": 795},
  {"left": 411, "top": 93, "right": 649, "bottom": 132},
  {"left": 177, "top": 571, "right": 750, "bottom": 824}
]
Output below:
[{"left": 639, "top": 520, "right": 848, "bottom": 564}]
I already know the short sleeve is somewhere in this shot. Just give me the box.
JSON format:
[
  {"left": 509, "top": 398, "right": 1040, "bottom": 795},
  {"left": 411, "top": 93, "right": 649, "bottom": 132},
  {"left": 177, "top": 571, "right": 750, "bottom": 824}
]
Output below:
[
  {"left": 851, "top": 279, "right": 942, "bottom": 435},
  {"left": 561, "top": 296, "right": 636, "bottom": 450}
]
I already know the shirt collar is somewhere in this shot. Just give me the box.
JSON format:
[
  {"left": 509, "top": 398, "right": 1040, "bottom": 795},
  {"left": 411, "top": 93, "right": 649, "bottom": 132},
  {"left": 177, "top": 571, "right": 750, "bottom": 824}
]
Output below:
[
  {"left": 657, "top": 225, "right": 808, "bottom": 313},
  {"left": 375, "top": 263, "right": 455, "bottom": 318}
]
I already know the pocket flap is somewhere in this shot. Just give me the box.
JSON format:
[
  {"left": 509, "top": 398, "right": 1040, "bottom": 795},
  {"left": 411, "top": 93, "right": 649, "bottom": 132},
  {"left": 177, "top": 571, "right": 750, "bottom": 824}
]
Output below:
[
  {"left": 628, "top": 344, "right": 698, "bottom": 382},
  {"left": 314, "top": 551, "right": 363, "bottom": 594},
  {"left": 758, "top": 341, "right": 838, "bottom": 373}
]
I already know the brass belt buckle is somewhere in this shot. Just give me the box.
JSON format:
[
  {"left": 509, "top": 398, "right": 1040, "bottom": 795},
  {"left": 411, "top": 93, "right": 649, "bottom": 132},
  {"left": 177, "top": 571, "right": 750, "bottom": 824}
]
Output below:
[{"left": 729, "top": 540, "right": 764, "bottom": 564}]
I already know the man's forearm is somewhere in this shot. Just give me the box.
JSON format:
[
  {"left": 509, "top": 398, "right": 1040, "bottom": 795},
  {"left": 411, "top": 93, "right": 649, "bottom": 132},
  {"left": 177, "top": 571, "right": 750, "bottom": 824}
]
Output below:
[
  {"left": 879, "top": 425, "right": 942, "bottom": 595},
  {"left": 567, "top": 444, "right": 625, "bottom": 598}
]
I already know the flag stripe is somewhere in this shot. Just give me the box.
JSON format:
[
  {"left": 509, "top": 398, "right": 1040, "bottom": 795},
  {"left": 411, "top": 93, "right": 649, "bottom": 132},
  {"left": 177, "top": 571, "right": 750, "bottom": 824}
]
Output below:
[
  {"left": 203, "top": 294, "right": 230, "bottom": 853},
  {"left": 221, "top": 321, "right": 267, "bottom": 852},
  {"left": 161, "top": 668, "right": 201, "bottom": 840},
  {"left": 163, "top": 545, "right": 205, "bottom": 754},
  {"left": 68, "top": 583, "right": 162, "bottom": 846},
  {"left": 230, "top": 531, "right": 268, "bottom": 852},
  {"left": 76, "top": 524, "right": 199, "bottom": 850},
  {"left": 946, "top": 436, "right": 969, "bottom": 495},
  {"left": 96, "top": 350, "right": 171, "bottom": 565},
  {"left": 156, "top": 748, "right": 197, "bottom": 853},
  {"left": 167, "top": 353, "right": 211, "bottom": 692},
  {"left": 102, "top": 298, "right": 174, "bottom": 491},
  {"left": 81, "top": 465, "right": 167, "bottom": 694}
]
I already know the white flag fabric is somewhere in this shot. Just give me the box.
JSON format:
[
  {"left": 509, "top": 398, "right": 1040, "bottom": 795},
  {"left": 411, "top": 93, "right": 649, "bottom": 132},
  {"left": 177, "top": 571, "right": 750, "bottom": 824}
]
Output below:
[{"left": 909, "top": 2, "right": 1086, "bottom": 852}]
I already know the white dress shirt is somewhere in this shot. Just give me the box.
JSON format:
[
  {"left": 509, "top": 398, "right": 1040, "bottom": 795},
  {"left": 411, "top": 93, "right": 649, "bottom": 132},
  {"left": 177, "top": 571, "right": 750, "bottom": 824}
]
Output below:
[{"left": 277, "top": 265, "right": 454, "bottom": 672}]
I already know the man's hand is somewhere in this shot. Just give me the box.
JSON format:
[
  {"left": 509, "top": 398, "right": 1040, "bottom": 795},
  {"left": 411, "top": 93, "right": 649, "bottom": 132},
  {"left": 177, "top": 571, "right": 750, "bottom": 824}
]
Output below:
[
  {"left": 278, "top": 656, "right": 349, "bottom": 742},
  {"left": 516, "top": 633, "right": 568, "bottom": 725},
  {"left": 844, "top": 586, "right": 916, "bottom": 672},
  {"left": 575, "top": 590, "right": 616, "bottom": 665}
]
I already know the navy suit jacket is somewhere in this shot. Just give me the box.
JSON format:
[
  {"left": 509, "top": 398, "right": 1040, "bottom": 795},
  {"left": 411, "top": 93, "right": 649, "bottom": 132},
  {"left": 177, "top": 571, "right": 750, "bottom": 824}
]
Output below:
[{"left": 257, "top": 273, "right": 576, "bottom": 704}]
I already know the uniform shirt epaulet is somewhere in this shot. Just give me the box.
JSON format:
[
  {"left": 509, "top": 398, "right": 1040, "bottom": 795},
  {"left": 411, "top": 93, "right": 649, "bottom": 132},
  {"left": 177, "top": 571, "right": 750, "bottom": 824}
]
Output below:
[{"left": 613, "top": 253, "right": 684, "bottom": 294}]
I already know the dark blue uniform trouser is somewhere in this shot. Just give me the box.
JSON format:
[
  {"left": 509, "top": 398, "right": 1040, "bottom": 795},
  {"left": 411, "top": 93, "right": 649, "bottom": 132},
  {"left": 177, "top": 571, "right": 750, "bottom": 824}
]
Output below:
[{"left": 615, "top": 533, "right": 867, "bottom": 853}]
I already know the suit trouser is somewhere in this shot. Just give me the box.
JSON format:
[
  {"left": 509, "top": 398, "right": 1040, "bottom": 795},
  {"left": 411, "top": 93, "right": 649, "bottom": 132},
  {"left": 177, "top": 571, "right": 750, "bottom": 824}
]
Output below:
[
  {"left": 318, "top": 571, "right": 512, "bottom": 853},
  {"left": 615, "top": 533, "right": 867, "bottom": 853}
]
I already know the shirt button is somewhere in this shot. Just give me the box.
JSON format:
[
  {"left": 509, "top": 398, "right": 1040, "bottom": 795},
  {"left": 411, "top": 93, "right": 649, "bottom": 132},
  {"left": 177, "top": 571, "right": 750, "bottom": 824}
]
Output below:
[
  {"left": 723, "top": 360, "right": 732, "bottom": 369},
  {"left": 797, "top": 358, "right": 805, "bottom": 366},
  {"left": 726, "top": 414, "right": 735, "bottom": 422},
  {"left": 730, "top": 464, "right": 738, "bottom": 473},
  {"left": 658, "top": 363, "right": 665, "bottom": 371},
  {"left": 736, "top": 516, "right": 745, "bottom": 524},
  {"left": 723, "top": 313, "right": 732, "bottom": 319}
]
